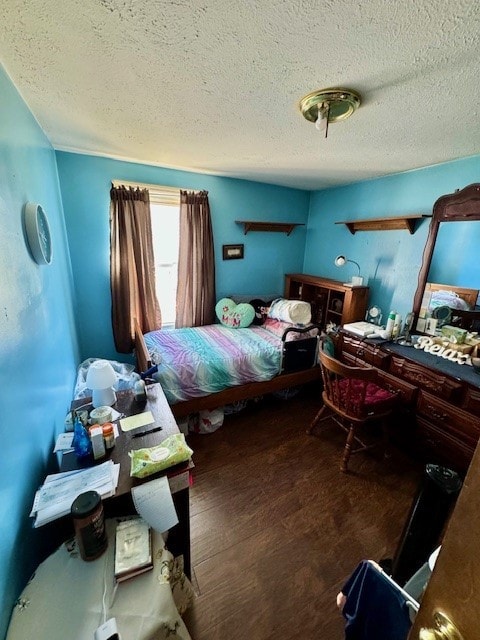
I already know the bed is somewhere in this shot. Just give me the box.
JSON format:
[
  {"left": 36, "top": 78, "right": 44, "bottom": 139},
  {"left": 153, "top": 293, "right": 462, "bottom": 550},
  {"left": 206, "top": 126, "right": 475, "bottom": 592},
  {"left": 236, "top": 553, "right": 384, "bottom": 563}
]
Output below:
[{"left": 134, "top": 307, "right": 322, "bottom": 419}]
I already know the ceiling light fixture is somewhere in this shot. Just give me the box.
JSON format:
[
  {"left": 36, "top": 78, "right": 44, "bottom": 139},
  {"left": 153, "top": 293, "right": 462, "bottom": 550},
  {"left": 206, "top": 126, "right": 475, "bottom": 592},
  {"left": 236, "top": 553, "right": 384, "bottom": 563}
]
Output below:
[{"left": 299, "top": 88, "right": 361, "bottom": 138}]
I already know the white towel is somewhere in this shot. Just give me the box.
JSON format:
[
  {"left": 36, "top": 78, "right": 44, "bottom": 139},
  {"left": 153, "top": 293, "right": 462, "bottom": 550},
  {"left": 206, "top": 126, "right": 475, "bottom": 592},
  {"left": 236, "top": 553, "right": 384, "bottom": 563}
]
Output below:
[{"left": 267, "top": 298, "right": 312, "bottom": 325}]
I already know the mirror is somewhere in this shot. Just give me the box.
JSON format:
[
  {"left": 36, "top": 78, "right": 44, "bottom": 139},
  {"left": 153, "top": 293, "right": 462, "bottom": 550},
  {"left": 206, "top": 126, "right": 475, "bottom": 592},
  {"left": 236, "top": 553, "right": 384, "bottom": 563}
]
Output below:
[{"left": 413, "top": 184, "right": 480, "bottom": 328}]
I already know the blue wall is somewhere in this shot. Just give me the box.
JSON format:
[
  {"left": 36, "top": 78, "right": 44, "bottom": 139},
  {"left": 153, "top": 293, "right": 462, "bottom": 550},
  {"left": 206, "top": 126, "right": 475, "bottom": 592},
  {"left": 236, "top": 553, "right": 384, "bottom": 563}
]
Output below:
[
  {"left": 2, "top": 56, "right": 480, "bottom": 640},
  {"left": 304, "top": 156, "right": 480, "bottom": 322},
  {"left": 0, "top": 66, "right": 80, "bottom": 638},
  {"left": 56, "top": 152, "right": 310, "bottom": 362}
]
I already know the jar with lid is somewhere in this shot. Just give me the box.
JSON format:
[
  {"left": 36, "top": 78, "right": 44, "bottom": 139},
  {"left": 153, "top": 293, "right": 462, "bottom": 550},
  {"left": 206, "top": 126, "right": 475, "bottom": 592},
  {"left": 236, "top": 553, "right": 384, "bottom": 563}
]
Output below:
[
  {"left": 71, "top": 491, "right": 107, "bottom": 561},
  {"left": 102, "top": 422, "right": 115, "bottom": 449}
]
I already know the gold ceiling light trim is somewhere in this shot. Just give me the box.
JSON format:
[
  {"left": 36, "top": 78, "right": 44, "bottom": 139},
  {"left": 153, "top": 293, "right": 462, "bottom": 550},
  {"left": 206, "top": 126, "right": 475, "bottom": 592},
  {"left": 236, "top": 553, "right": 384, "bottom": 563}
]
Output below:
[{"left": 299, "top": 87, "right": 361, "bottom": 138}]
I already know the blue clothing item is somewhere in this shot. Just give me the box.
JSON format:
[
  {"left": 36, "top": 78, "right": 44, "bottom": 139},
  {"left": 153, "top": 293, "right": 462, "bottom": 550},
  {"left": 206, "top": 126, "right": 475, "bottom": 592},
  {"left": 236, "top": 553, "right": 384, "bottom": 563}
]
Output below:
[{"left": 341, "top": 561, "right": 412, "bottom": 640}]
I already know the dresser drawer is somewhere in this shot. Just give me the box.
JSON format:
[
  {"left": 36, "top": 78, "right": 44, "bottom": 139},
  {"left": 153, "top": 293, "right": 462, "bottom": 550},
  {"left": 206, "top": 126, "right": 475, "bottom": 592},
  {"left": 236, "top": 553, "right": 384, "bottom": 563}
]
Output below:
[
  {"left": 341, "top": 350, "right": 368, "bottom": 368},
  {"left": 389, "top": 356, "right": 463, "bottom": 402},
  {"left": 339, "top": 352, "right": 417, "bottom": 406},
  {"left": 376, "top": 370, "right": 418, "bottom": 406},
  {"left": 342, "top": 334, "right": 390, "bottom": 368},
  {"left": 463, "top": 386, "right": 480, "bottom": 416},
  {"left": 416, "top": 417, "right": 474, "bottom": 473},
  {"left": 417, "top": 391, "right": 480, "bottom": 448}
]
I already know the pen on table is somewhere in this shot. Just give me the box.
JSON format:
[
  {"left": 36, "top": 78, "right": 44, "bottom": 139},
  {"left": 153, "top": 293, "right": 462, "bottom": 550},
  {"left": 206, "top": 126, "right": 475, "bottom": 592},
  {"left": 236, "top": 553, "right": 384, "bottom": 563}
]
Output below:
[{"left": 132, "top": 426, "right": 162, "bottom": 438}]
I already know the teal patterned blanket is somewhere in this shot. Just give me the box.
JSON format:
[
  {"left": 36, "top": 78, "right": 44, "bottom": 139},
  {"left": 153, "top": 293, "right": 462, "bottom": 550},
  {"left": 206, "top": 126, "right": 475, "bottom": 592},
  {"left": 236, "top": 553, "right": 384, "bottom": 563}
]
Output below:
[{"left": 144, "top": 324, "right": 283, "bottom": 404}]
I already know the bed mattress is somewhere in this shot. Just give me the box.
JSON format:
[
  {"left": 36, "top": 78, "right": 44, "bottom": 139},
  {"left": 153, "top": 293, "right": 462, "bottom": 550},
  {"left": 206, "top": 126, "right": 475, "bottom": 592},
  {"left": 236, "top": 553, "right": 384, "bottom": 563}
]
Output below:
[{"left": 144, "top": 324, "right": 283, "bottom": 404}]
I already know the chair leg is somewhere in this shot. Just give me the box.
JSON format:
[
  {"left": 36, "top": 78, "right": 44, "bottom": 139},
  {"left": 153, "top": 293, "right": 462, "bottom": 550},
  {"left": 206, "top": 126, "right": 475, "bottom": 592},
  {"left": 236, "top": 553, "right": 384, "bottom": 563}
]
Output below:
[
  {"left": 341, "top": 424, "right": 356, "bottom": 472},
  {"left": 307, "top": 404, "right": 327, "bottom": 434}
]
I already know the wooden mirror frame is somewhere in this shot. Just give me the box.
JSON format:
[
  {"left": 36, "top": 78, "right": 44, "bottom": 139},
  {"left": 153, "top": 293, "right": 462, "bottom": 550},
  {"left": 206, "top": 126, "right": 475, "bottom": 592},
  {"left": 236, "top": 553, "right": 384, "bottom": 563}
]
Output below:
[{"left": 413, "top": 183, "right": 480, "bottom": 323}]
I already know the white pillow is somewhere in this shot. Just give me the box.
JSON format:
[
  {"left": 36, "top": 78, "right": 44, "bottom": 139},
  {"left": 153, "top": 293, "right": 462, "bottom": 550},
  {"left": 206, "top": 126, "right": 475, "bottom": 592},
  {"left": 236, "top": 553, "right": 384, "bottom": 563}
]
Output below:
[{"left": 267, "top": 298, "right": 312, "bottom": 325}]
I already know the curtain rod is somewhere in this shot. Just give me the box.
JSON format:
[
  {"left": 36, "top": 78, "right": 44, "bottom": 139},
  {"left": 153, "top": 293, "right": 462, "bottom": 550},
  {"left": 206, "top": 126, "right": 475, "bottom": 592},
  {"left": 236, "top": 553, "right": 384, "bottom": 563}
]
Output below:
[{"left": 111, "top": 180, "right": 192, "bottom": 193}]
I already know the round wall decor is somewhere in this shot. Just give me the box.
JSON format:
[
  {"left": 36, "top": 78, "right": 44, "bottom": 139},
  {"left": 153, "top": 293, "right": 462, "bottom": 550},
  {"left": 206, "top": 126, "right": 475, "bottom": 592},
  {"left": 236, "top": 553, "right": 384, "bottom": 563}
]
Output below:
[{"left": 24, "top": 202, "right": 53, "bottom": 265}]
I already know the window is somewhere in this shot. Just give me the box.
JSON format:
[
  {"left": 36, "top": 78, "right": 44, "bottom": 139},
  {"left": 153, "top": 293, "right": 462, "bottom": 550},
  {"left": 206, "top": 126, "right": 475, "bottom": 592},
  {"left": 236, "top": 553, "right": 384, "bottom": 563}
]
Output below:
[
  {"left": 150, "top": 202, "right": 179, "bottom": 327},
  {"left": 111, "top": 181, "right": 181, "bottom": 328}
]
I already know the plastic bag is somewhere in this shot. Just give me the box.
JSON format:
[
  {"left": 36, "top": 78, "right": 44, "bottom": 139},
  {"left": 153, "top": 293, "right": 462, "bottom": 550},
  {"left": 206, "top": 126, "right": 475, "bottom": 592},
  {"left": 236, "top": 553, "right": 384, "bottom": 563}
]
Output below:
[
  {"left": 129, "top": 434, "right": 193, "bottom": 478},
  {"left": 188, "top": 408, "right": 225, "bottom": 434},
  {"left": 74, "top": 358, "right": 141, "bottom": 399}
]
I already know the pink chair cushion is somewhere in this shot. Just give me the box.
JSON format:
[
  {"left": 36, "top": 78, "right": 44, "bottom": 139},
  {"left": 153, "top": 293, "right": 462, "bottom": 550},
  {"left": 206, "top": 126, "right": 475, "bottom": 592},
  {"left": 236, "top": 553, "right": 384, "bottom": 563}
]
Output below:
[{"left": 338, "top": 378, "right": 397, "bottom": 415}]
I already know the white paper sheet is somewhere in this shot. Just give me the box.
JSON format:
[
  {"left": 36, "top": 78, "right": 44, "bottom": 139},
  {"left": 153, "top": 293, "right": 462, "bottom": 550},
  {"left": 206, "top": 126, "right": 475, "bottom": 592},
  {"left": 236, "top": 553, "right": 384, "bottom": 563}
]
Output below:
[
  {"left": 131, "top": 476, "right": 179, "bottom": 533},
  {"left": 53, "top": 433, "right": 74, "bottom": 452},
  {"left": 31, "top": 460, "right": 120, "bottom": 527}
]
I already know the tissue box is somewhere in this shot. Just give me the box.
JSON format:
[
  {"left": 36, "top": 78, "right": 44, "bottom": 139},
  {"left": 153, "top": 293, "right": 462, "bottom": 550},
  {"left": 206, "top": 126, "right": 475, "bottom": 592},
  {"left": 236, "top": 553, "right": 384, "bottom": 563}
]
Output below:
[{"left": 440, "top": 325, "right": 467, "bottom": 344}]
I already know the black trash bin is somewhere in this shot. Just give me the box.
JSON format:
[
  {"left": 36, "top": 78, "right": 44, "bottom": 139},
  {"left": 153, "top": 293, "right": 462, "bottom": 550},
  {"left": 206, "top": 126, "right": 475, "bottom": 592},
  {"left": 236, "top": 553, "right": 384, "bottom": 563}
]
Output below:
[{"left": 390, "top": 463, "right": 462, "bottom": 586}]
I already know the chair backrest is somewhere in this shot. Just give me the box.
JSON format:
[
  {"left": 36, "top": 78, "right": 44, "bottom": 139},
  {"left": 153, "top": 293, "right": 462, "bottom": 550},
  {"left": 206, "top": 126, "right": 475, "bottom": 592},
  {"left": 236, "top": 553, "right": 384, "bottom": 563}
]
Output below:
[{"left": 319, "top": 350, "right": 386, "bottom": 422}]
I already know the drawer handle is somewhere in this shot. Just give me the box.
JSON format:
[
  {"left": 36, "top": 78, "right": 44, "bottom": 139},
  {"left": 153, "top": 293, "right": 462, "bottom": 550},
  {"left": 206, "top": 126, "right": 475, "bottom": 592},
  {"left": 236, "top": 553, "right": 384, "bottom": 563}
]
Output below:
[{"left": 426, "top": 406, "right": 448, "bottom": 422}]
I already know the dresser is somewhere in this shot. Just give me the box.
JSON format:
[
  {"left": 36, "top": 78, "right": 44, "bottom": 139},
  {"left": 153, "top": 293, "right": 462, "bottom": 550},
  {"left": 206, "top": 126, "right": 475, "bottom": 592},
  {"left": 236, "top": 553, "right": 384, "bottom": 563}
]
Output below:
[{"left": 337, "top": 331, "right": 480, "bottom": 474}]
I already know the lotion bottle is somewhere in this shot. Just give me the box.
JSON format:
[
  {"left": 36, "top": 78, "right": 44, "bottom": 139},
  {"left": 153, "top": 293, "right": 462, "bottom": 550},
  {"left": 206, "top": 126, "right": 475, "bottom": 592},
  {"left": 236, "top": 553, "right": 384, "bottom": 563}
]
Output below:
[
  {"left": 393, "top": 313, "right": 402, "bottom": 339},
  {"left": 385, "top": 311, "right": 396, "bottom": 338}
]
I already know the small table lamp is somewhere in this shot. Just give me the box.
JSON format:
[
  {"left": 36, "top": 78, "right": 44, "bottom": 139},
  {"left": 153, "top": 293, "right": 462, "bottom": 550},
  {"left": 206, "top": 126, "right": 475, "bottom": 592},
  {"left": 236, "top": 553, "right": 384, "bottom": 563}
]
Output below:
[
  {"left": 86, "top": 360, "right": 117, "bottom": 408},
  {"left": 334, "top": 254, "right": 364, "bottom": 286}
]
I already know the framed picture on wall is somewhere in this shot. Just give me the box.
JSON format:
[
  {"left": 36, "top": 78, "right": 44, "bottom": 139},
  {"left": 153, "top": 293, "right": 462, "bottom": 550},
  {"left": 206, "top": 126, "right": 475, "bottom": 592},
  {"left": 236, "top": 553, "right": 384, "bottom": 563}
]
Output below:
[{"left": 223, "top": 244, "right": 244, "bottom": 260}]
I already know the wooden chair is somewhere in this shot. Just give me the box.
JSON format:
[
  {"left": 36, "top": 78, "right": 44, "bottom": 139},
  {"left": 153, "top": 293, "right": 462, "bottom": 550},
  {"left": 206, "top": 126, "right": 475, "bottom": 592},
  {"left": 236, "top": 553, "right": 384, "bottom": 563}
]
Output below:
[{"left": 307, "top": 350, "right": 399, "bottom": 472}]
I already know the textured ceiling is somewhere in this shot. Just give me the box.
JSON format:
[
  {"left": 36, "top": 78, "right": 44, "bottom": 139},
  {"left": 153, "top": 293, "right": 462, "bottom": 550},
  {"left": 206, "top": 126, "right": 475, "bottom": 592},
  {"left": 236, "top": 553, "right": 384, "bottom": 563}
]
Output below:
[{"left": 1, "top": 0, "right": 479, "bottom": 190}]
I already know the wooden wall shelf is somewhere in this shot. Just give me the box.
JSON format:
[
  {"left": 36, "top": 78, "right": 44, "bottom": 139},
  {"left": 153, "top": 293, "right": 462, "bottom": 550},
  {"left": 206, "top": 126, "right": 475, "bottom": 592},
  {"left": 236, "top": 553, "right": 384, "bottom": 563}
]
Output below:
[
  {"left": 236, "top": 220, "right": 304, "bottom": 235},
  {"left": 336, "top": 214, "right": 431, "bottom": 235}
]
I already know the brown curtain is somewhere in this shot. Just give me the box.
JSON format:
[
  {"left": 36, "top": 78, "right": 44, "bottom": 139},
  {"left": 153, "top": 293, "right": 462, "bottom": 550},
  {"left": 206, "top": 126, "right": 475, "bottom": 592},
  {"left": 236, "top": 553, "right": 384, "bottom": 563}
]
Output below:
[
  {"left": 110, "top": 186, "right": 161, "bottom": 352},
  {"left": 176, "top": 190, "right": 215, "bottom": 328}
]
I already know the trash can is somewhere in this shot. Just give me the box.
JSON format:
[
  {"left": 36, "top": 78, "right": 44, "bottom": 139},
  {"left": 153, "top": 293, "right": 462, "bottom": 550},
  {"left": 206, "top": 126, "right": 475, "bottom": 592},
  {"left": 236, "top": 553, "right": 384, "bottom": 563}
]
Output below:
[{"left": 391, "top": 464, "right": 462, "bottom": 586}]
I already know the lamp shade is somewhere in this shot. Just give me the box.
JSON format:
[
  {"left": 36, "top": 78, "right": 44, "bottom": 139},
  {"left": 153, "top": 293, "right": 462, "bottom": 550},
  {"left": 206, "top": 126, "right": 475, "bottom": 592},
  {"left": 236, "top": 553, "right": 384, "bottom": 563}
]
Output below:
[
  {"left": 86, "top": 360, "right": 117, "bottom": 408},
  {"left": 334, "top": 255, "right": 363, "bottom": 285}
]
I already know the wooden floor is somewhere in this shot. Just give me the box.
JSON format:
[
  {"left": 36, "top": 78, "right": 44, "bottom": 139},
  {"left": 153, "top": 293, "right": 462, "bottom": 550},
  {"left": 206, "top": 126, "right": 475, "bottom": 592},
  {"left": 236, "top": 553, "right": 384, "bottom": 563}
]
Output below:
[{"left": 183, "top": 385, "right": 423, "bottom": 640}]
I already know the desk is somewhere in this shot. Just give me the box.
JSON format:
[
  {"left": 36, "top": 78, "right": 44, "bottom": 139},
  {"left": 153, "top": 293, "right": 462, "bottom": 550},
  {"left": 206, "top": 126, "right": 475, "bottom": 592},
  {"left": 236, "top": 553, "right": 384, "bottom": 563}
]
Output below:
[
  {"left": 7, "top": 519, "right": 194, "bottom": 640},
  {"left": 63, "top": 384, "right": 193, "bottom": 578}
]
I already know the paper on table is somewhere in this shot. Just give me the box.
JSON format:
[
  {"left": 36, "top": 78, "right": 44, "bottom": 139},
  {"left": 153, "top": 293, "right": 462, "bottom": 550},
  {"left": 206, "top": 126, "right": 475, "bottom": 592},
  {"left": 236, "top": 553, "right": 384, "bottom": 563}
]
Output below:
[
  {"left": 31, "top": 461, "right": 120, "bottom": 527},
  {"left": 120, "top": 411, "right": 155, "bottom": 432},
  {"left": 131, "top": 476, "right": 179, "bottom": 533},
  {"left": 54, "top": 433, "right": 74, "bottom": 452}
]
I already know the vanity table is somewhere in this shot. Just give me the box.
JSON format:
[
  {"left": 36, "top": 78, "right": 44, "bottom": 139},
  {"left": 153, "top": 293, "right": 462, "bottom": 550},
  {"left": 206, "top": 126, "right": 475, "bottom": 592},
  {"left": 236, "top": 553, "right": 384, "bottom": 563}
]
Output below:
[
  {"left": 338, "top": 331, "right": 480, "bottom": 473},
  {"left": 335, "top": 183, "right": 480, "bottom": 473}
]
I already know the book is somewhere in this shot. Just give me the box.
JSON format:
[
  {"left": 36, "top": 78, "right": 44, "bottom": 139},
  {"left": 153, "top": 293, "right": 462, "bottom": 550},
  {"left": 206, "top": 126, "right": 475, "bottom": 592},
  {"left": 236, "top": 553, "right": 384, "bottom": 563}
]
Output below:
[{"left": 114, "top": 517, "right": 153, "bottom": 583}]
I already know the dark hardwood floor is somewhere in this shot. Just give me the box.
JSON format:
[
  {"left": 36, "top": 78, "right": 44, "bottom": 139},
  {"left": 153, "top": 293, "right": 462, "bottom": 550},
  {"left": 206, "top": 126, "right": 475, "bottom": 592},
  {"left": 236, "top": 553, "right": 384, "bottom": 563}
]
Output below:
[{"left": 183, "top": 385, "right": 423, "bottom": 639}]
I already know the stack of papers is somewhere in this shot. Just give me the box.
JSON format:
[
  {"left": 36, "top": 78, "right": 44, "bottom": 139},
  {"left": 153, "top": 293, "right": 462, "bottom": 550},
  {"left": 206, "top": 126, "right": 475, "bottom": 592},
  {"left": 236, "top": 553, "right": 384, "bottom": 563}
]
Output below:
[{"left": 30, "top": 460, "right": 120, "bottom": 528}]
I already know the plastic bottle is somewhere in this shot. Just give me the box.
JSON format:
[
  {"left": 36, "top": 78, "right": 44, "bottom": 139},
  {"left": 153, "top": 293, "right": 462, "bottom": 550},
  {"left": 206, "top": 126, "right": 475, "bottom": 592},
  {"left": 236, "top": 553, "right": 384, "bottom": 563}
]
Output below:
[
  {"left": 102, "top": 423, "right": 115, "bottom": 450},
  {"left": 72, "top": 413, "right": 92, "bottom": 459},
  {"left": 385, "top": 310, "right": 396, "bottom": 338},
  {"left": 393, "top": 313, "right": 402, "bottom": 339}
]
